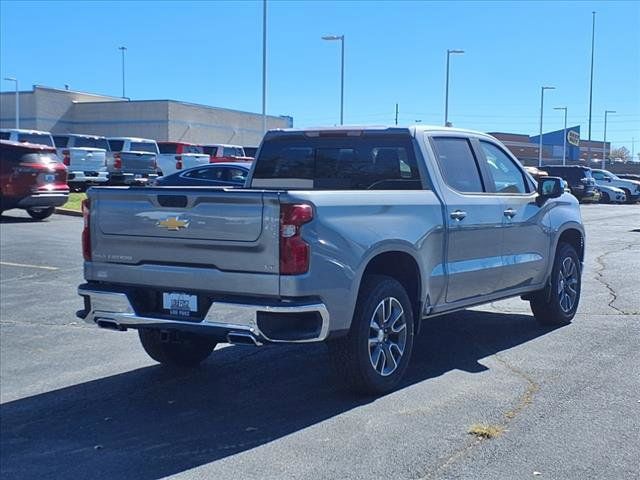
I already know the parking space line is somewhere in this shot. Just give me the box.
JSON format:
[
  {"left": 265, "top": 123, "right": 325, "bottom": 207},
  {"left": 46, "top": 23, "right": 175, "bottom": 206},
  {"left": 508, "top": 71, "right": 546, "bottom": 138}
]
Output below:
[{"left": 0, "top": 261, "right": 59, "bottom": 271}]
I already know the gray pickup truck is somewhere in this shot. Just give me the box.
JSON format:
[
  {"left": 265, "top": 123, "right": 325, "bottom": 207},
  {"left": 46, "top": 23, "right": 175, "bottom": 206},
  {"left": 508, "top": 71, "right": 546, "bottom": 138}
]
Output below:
[{"left": 77, "top": 126, "right": 584, "bottom": 394}]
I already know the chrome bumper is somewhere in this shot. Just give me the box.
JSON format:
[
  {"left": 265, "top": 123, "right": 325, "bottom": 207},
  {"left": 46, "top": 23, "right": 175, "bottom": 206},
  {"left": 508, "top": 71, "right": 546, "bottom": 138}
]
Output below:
[{"left": 77, "top": 286, "right": 330, "bottom": 344}]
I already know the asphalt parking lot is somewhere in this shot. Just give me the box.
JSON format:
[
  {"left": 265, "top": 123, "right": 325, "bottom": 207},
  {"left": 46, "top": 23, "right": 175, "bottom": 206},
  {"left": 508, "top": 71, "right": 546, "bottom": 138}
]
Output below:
[{"left": 1, "top": 204, "right": 639, "bottom": 480}]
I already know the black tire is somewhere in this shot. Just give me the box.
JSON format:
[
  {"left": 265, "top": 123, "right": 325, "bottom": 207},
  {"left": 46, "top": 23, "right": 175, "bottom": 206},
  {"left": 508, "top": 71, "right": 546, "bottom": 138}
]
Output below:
[
  {"left": 138, "top": 328, "right": 216, "bottom": 368},
  {"left": 26, "top": 206, "right": 55, "bottom": 220},
  {"left": 530, "top": 242, "right": 581, "bottom": 326},
  {"left": 600, "top": 192, "right": 610, "bottom": 203},
  {"left": 621, "top": 189, "right": 634, "bottom": 204},
  {"left": 328, "top": 274, "right": 415, "bottom": 395}
]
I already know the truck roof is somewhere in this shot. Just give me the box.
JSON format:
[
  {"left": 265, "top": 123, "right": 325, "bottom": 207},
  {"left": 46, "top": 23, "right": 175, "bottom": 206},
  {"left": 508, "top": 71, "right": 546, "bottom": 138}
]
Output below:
[
  {"left": 0, "top": 128, "right": 52, "bottom": 135},
  {"left": 264, "top": 125, "right": 498, "bottom": 140},
  {"left": 107, "top": 136, "right": 157, "bottom": 143}
]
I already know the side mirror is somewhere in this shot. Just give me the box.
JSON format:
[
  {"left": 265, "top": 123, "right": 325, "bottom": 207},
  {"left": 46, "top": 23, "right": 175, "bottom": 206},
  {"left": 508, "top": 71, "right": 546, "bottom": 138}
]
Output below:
[{"left": 537, "top": 176, "right": 564, "bottom": 204}]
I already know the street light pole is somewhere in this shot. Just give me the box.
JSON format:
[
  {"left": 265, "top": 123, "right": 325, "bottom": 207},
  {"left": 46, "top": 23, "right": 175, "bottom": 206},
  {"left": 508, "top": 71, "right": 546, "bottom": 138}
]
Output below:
[
  {"left": 3, "top": 77, "right": 19, "bottom": 128},
  {"left": 262, "top": 0, "right": 267, "bottom": 134},
  {"left": 444, "top": 49, "right": 464, "bottom": 126},
  {"left": 118, "top": 46, "right": 127, "bottom": 99},
  {"left": 538, "top": 86, "right": 555, "bottom": 167},
  {"left": 554, "top": 107, "right": 568, "bottom": 165},
  {"left": 322, "top": 34, "right": 345, "bottom": 125},
  {"left": 602, "top": 110, "right": 615, "bottom": 169},
  {"left": 587, "top": 11, "right": 596, "bottom": 162}
]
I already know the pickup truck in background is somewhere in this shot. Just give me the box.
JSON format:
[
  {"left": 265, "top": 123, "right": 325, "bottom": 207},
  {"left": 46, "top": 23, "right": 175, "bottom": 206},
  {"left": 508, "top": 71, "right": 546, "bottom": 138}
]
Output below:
[
  {"left": 52, "top": 134, "right": 109, "bottom": 191},
  {"left": 202, "top": 143, "right": 254, "bottom": 163},
  {"left": 0, "top": 128, "right": 56, "bottom": 148},
  {"left": 106, "top": 137, "right": 159, "bottom": 185},
  {"left": 156, "top": 142, "right": 210, "bottom": 177},
  {"left": 78, "top": 126, "right": 585, "bottom": 395}
]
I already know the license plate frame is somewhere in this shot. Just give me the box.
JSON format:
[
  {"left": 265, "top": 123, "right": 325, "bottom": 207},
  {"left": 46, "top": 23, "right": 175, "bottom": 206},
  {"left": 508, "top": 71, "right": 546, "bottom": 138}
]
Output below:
[{"left": 162, "top": 292, "right": 198, "bottom": 317}]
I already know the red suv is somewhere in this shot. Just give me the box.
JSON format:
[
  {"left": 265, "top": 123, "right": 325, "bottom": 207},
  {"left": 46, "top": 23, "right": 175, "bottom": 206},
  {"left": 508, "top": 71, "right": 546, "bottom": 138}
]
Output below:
[{"left": 0, "top": 140, "right": 69, "bottom": 220}]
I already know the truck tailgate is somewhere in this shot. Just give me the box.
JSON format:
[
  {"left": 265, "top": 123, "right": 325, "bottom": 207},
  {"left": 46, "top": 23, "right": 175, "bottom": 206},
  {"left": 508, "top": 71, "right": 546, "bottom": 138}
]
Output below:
[
  {"left": 91, "top": 187, "right": 280, "bottom": 277},
  {"left": 120, "top": 152, "right": 157, "bottom": 173},
  {"left": 69, "top": 148, "right": 107, "bottom": 172}
]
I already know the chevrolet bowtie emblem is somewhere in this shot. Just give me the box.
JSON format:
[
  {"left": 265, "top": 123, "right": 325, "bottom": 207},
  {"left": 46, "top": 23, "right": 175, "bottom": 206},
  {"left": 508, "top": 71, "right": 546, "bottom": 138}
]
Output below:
[{"left": 157, "top": 216, "right": 190, "bottom": 231}]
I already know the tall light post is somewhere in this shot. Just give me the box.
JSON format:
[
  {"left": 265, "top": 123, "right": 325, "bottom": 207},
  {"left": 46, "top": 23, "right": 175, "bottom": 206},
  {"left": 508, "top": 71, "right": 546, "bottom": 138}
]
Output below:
[
  {"left": 587, "top": 11, "right": 596, "bottom": 162},
  {"left": 118, "top": 46, "right": 127, "bottom": 99},
  {"left": 554, "top": 107, "right": 568, "bottom": 165},
  {"left": 538, "top": 86, "right": 555, "bottom": 167},
  {"left": 444, "top": 49, "right": 464, "bottom": 126},
  {"left": 602, "top": 110, "right": 615, "bottom": 169},
  {"left": 262, "top": 0, "right": 267, "bottom": 134},
  {"left": 322, "top": 34, "right": 345, "bottom": 125},
  {"left": 3, "top": 77, "right": 19, "bottom": 128}
]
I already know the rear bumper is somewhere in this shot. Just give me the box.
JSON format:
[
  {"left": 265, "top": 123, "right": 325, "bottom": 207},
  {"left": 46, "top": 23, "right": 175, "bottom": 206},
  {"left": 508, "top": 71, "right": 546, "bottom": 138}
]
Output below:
[
  {"left": 109, "top": 172, "right": 158, "bottom": 185},
  {"left": 68, "top": 171, "right": 109, "bottom": 184},
  {"left": 17, "top": 192, "right": 69, "bottom": 208},
  {"left": 77, "top": 284, "right": 330, "bottom": 344}
]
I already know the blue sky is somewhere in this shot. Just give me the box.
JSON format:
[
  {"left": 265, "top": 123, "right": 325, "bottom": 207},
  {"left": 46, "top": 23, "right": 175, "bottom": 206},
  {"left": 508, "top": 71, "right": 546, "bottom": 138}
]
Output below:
[{"left": 1, "top": 0, "right": 638, "bottom": 150}]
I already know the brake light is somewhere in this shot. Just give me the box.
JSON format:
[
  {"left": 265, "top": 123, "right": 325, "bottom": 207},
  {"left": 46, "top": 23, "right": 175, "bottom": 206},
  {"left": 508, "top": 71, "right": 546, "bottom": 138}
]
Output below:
[
  {"left": 82, "top": 199, "right": 91, "bottom": 261},
  {"left": 113, "top": 153, "right": 122, "bottom": 170},
  {"left": 175, "top": 155, "right": 183, "bottom": 170},
  {"left": 62, "top": 150, "right": 70, "bottom": 166},
  {"left": 279, "top": 204, "right": 313, "bottom": 275}
]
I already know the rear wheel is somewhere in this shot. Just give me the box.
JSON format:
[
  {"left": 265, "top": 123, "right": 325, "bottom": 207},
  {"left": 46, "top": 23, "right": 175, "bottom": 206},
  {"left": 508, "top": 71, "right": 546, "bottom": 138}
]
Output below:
[
  {"left": 138, "top": 329, "right": 216, "bottom": 368},
  {"left": 328, "top": 275, "right": 414, "bottom": 395},
  {"left": 530, "top": 242, "right": 581, "bottom": 326},
  {"left": 26, "top": 206, "right": 55, "bottom": 220}
]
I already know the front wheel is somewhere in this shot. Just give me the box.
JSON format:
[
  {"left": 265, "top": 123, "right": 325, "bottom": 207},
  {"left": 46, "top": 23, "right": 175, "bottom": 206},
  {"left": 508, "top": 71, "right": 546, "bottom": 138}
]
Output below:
[
  {"left": 26, "top": 206, "right": 55, "bottom": 220},
  {"left": 328, "top": 275, "right": 415, "bottom": 395},
  {"left": 138, "top": 329, "right": 216, "bottom": 368},
  {"left": 530, "top": 242, "right": 581, "bottom": 325},
  {"left": 600, "top": 192, "right": 610, "bottom": 203}
]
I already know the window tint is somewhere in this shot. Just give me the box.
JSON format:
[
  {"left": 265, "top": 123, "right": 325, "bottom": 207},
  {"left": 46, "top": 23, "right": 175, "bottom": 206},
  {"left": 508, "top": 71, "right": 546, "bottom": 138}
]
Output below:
[
  {"left": 480, "top": 141, "right": 528, "bottom": 194},
  {"left": 223, "top": 147, "right": 244, "bottom": 157},
  {"left": 130, "top": 142, "right": 158, "bottom": 154},
  {"left": 253, "top": 135, "right": 422, "bottom": 190},
  {"left": 184, "top": 166, "right": 225, "bottom": 181},
  {"left": 17, "top": 133, "right": 54, "bottom": 147},
  {"left": 431, "top": 137, "right": 483, "bottom": 192},
  {"left": 226, "top": 167, "right": 248, "bottom": 183},
  {"left": 74, "top": 136, "right": 109, "bottom": 150},
  {"left": 202, "top": 146, "right": 218, "bottom": 156},
  {"left": 158, "top": 143, "right": 178, "bottom": 154},
  {"left": 53, "top": 135, "right": 69, "bottom": 148},
  {"left": 0, "top": 132, "right": 10, "bottom": 140},
  {"left": 108, "top": 140, "right": 124, "bottom": 152}
]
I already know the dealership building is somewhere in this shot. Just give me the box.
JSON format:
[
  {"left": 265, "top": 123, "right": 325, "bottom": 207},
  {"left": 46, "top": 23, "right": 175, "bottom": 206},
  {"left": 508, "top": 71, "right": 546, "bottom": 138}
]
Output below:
[
  {"left": 489, "top": 126, "right": 611, "bottom": 166},
  {"left": 0, "top": 85, "right": 293, "bottom": 147}
]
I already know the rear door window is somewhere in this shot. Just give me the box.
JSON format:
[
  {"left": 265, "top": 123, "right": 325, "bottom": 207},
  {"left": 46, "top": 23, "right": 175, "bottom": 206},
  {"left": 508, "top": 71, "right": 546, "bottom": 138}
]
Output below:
[
  {"left": 184, "top": 166, "right": 225, "bottom": 181},
  {"left": 431, "top": 137, "right": 484, "bottom": 193},
  {"left": 479, "top": 141, "right": 528, "bottom": 194},
  {"left": 253, "top": 135, "right": 422, "bottom": 190}
]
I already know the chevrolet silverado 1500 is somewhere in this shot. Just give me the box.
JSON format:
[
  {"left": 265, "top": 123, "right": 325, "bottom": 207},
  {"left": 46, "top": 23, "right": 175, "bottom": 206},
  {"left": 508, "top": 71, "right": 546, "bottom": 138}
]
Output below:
[{"left": 77, "top": 126, "right": 584, "bottom": 394}]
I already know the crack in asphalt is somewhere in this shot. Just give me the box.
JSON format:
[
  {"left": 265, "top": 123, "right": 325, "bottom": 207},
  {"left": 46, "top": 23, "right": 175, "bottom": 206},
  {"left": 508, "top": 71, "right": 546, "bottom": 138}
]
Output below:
[
  {"left": 593, "top": 243, "right": 635, "bottom": 315},
  {"left": 415, "top": 332, "right": 540, "bottom": 480}
]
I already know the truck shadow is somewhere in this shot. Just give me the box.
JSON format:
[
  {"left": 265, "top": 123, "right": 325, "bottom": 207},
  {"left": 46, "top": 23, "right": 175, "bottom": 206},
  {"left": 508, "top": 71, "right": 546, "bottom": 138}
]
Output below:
[{"left": 0, "top": 309, "right": 558, "bottom": 480}]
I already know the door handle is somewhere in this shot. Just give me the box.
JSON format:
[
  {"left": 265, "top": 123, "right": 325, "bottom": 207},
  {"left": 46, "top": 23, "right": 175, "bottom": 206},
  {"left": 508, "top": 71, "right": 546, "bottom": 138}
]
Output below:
[
  {"left": 450, "top": 210, "right": 467, "bottom": 221},
  {"left": 503, "top": 208, "right": 517, "bottom": 218}
]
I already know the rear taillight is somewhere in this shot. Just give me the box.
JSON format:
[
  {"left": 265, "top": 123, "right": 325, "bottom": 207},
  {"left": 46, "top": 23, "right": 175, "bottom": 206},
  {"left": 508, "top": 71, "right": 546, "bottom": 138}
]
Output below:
[
  {"left": 279, "top": 204, "right": 313, "bottom": 275},
  {"left": 62, "top": 150, "right": 70, "bottom": 166},
  {"left": 113, "top": 153, "right": 122, "bottom": 170},
  {"left": 175, "top": 155, "right": 183, "bottom": 169},
  {"left": 82, "top": 198, "right": 91, "bottom": 261}
]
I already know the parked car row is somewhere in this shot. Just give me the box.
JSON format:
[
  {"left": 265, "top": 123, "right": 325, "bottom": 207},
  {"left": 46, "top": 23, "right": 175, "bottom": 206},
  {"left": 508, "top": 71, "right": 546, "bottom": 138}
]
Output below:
[
  {"left": 527, "top": 164, "right": 640, "bottom": 204},
  {"left": 0, "top": 128, "right": 254, "bottom": 191}
]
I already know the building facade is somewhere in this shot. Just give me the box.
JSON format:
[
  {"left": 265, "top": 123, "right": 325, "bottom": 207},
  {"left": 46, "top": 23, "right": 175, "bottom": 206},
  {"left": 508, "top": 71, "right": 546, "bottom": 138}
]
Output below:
[{"left": 0, "top": 85, "right": 293, "bottom": 147}]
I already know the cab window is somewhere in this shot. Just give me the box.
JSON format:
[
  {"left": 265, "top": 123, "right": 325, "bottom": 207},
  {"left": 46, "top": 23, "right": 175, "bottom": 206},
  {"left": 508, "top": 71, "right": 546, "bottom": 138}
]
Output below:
[
  {"left": 431, "top": 137, "right": 484, "bottom": 193},
  {"left": 479, "top": 141, "right": 528, "bottom": 194}
]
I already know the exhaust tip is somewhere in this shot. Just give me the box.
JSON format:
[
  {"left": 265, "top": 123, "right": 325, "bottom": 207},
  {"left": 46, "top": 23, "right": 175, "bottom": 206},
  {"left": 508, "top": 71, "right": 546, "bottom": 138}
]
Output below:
[
  {"left": 96, "top": 319, "right": 126, "bottom": 331},
  {"left": 227, "top": 332, "right": 261, "bottom": 346}
]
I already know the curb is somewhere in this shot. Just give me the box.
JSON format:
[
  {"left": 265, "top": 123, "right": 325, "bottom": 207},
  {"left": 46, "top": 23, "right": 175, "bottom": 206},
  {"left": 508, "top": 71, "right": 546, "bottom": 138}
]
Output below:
[{"left": 55, "top": 208, "right": 83, "bottom": 217}]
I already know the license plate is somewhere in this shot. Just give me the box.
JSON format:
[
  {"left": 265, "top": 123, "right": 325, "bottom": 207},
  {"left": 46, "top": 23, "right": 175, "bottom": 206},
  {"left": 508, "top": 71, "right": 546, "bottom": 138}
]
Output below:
[{"left": 163, "top": 292, "right": 197, "bottom": 317}]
